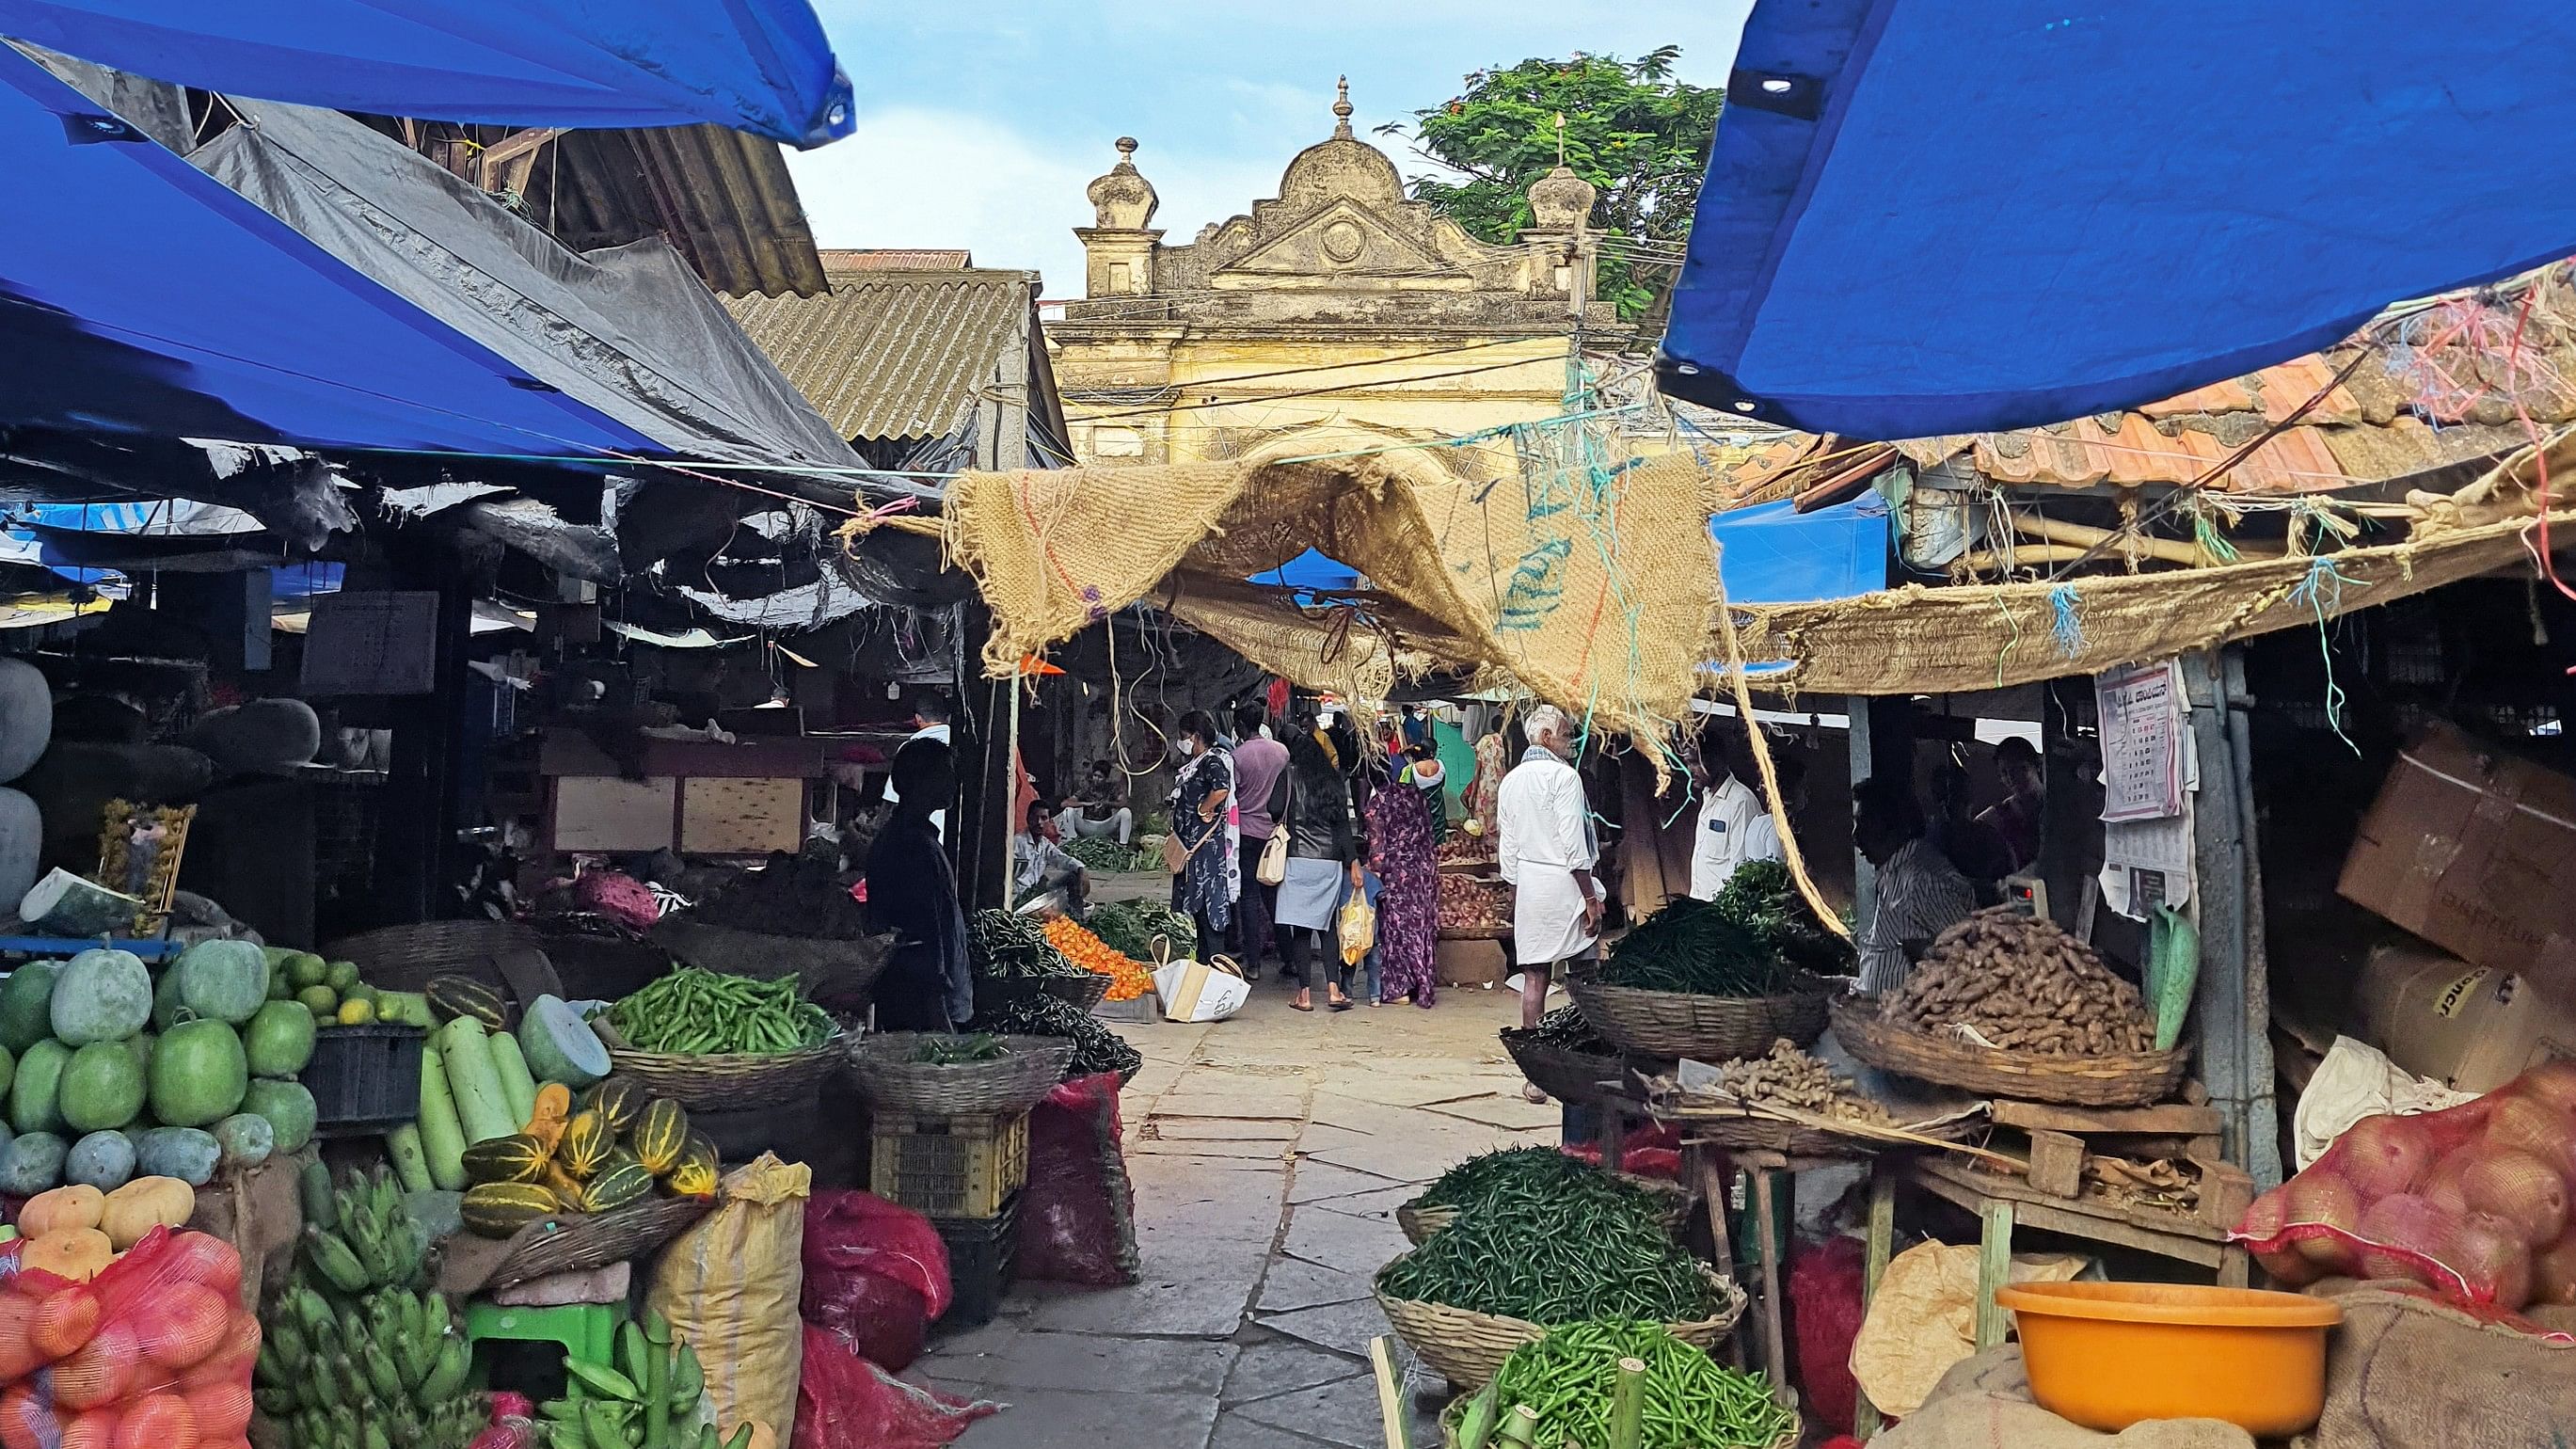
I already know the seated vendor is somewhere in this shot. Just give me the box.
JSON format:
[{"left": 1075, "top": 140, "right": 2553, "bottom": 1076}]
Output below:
[
  {"left": 1054, "top": 758, "right": 1134, "bottom": 844},
  {"left": 1852, "top": 774, "right": 1979, "bottom": 995},
  {"left": 1014, "top": 800, "right": 1090, "bottom": 912},
  {"left": 865, "top": 738, "right": 974, "bottom": 1032}
]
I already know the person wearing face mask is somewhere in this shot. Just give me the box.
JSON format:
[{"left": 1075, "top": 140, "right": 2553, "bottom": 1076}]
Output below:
[
  {"left": 1164, "top": 710, "right": 1237, "bottom": 954},
  {"left": 1364, "top": 741, "right": 1443, "bottom": 1007},
  {"left": 1275, "top": 709, "right": 1358, "bottom": 1011}
]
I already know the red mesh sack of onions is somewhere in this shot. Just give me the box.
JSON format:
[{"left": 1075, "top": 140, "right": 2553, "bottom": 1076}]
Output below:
[
  {"left": 2234, "top": 1060, "right": 2576, "bottom": 1312},
  {"left": 0, "top": 1227, "right": 257, "bottom": 1449}
]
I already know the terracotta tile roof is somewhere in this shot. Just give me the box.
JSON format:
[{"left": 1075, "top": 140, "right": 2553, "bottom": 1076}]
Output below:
[{"left": 724, "top": 270, "right": 1036, "bottom": 441}]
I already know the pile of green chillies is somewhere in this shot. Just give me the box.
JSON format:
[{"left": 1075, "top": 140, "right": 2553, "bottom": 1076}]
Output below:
[
  {"left": 1375, "top": 1192, "right": 1712, "bottom": 1325},
  {"left": 606, "top": 966, "right": 836, "bottom": 1053},
  {"left": 968, "top": 909, "right": 1086, "bottom": 978},
  {"left": 1513, "top": 1005, "right": 1620, "bottom": 1057},
  {"left": 1600, "top": 897, "right": 1791, "bottom": 996},
  {"left": 1453, "top": 1319, "right": 1795, "bottom": 1449},
  {"left": 1407, "top": 1147, "right": 1657, "bottom": 1218}
]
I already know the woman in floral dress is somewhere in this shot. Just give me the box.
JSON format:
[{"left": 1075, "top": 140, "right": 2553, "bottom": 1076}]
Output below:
[{"left": 1366, "top": 754, "right": 1440, "bottom": 1006}]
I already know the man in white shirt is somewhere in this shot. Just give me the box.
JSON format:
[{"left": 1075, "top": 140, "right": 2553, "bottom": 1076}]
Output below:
[
  {"left": 1689, "top": 740, "right": 1780, "bottom": 900},
  {"left": 1497, "top": 704, "right": 1602, "bottom": 1032}
]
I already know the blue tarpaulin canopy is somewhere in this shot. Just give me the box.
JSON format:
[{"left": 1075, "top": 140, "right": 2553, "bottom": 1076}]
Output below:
[
  {"left": 1709, "top": 493, "right": 1885, "bottom": 607},
  {"left": 1658, "top": 1, "right": 2576, "bottom": 439},
  {"left": 0, "top": 0, "right": 851, "bottom": 145}
]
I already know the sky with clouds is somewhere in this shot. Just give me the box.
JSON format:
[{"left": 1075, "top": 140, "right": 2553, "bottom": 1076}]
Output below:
[{"left": 786, "top": 2, "right": 1754, "bottom": 299}]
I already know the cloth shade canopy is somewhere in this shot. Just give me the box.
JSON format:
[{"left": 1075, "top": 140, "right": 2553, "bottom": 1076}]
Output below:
[
  {"left": 0, "top": 0, "right": 851, "bottom": 145},
  {"left": 1658, "top": 1, "right": 2576, "bottom": 439}
]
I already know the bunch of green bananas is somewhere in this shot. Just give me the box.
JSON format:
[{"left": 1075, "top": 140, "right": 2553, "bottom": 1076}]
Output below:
[
  {"left": 259, "top": 1166, "right": 485, "bottom": 1449},
  {"left": 536, "top": 1310, "right": 749, "bottom": 1449}
]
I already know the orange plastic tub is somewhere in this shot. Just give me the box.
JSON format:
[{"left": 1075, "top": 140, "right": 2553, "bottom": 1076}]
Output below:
[{"left": 1995, "top": 1281, "right": 2343, "bottom": 1436}]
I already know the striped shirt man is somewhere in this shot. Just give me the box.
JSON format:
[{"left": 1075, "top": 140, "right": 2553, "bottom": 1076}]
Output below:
[{"left": 1856, "top": 838, "right": 1979, "bottom": 995}]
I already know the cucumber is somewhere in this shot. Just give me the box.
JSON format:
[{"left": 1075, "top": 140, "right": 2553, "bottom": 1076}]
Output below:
[
  {"left": 387, "top": 1123, "right": 433, "bottom": 1194},
  {"left": 485, "top": 1030, "right": 539, "bottom": 1128},
  {"left": 434, "top": 1017, "right": 516, "bottom": 1146},
  {"left": 416, "top": 1043, "right": 469, "bottom": 1191}
]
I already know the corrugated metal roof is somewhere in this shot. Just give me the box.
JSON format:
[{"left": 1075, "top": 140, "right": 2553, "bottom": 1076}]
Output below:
[
  {"left": 724, "top": 270, "right": 1035, "bottom": 441},
  {"left": 820, "top": 248, "right": 972, "bottom": 271},
  {"left": 549, "top": 124, "right": 825, "bottom": 297}
]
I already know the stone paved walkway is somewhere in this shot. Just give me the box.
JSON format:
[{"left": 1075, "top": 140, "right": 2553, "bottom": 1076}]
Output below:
[{"left": 914, "top": 974, "right": 1561, "bottom": 1448}]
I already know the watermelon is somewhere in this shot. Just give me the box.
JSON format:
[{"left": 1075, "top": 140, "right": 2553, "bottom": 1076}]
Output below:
[
  {"left": 133, "top": 1127, "right": 219, "bottom": 1186},
  {"left": 240, "top": 1078, "right": 316, "bottom": 1154},
  {"left": 0, "top": 788, "right": 38, "bottom": 911},
  {"left": 58, "top": 1042, "right": 144, "bottom": 1132},
  {"left": 174, "top": 939, "right": 270, "bottom": 1027},
  {"left": 151, "top": 967, "right": 189, "bottom": 1032},
  {"left": 0, "top": 963, "right": 60, "bottom": 1056},
  {"left": 243, "top": 1000, "right": 317, "bottom": 1077},
  {"left": 51, "top": 947, "right": 152, "bottom": 1046},
  {"left": 0, "top": 1132, "right": 66, "bottom": 1195},
  {"left": 212, "top": 1113, "right": 274, "bottom": 1169},
  {"left": 10, "top": 1039, "right": 70, "bottom": 1134},
  {"left": 518, "top": 996, "right": 611, "bottom": 1088},
  {"left": 64, "top": 1131, "right": 135, "bottom": 1192},
  {"left": 148, "top": 1019, "right": 248, "bottom": 1127}
]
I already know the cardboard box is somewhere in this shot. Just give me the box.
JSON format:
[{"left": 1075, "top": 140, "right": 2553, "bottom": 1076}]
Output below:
[
  {"left": 2338, "top": 722, "right": 2576, "bottom": 972},
  {"left": 1435, "top": 937, "right": 1508, "bottom": 987},
  {"left": 2351, "top": 941, "right": 2576, "bottom": 1092}
]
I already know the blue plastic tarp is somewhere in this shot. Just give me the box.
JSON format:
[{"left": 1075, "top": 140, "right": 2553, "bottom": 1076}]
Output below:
[
  {"left": 1709, "top": 493, "right": 1886, "bottom": 606},
  {"left": 0, "top": 45, "right": 667, "bottom": 458},
  {"left": 1659, "top": 1, "right": 2576, "bottom": 438},
  {"left": 1258, "top": 549, "right": 1361, "bottom": 595},
  {"left": 0, "top": 0, "right": 851, "bottom": 145}
]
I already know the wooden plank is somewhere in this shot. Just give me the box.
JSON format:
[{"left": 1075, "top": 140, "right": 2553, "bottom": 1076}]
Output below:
[
  {"left": 1974, "top": 1200, "right": 2013, "bottom": 1352},
  {"left": 1909, "top": 1156, "right": 2230, "bottom": 1244},
  {"left": 678, "top": 775, "right": 805, "bottom": 854},
  {"left": 2027, "top": 1130, "right": 2086, "bottom": 1199},
  {"left": 1753, "top": 1170, "right": 1790, "bottom": 1399},
  {"left": 550, "top": 775, "right": 676, "bottom": 852},
  {"left": 1989, "top": 1100, "right": 2223, "bottom": 1137},
  {"left": 1854, "top": 1170, "right": 1896, "bottom": 1441}
]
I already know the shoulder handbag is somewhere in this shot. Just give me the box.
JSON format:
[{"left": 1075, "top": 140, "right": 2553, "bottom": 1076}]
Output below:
[{"left": 1256, "top": 764, "right": 1293, "bottom": 886}]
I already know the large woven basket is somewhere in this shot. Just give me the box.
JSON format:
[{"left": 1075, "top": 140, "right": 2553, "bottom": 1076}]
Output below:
[
  {"left": 1497, "top": 1029, "right": 1622, "bottom": 1105},
  {"left": 1831, "top": 997, "right": 2188, "bottom": 1107},
  {"left": 847, "top": 1033, "right": 1074, "bottom": 1116},
  {"left": 1678, "top": 1103, "right": 1986, "bottom": 1159},
  {"left": 970, "top": 971, "right": 1110, "bottom": 1020},
  {"left": 1437, "top": 1391, "right": 1797, "bottom": 1449},
  {"left": 1395, "top": 1171, "right": 1690, "bottom": 1248},
  {"left": 647, "top": 916, "right": 894, "bottom": 1012},
  {"left": 1567, "top": 976, "right": 1829, "bottom": 1061},
  {"left": 597, "top": 1029, "right": 849, "bottom": 1112},
  {"left": 1375, "top": 1268, "right": 1747, "bottom": 1389},
  {"left": 485, "top": 1196, "right": 710, "bottom": 1292},
  {"left": 326, "top": 919, "right": 540, "bottom": 992}
]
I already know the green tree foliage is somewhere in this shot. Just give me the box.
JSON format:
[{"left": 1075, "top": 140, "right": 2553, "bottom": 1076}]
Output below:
[{"left": 1382, "top": 48, "right": 1722, "bottom": 326}]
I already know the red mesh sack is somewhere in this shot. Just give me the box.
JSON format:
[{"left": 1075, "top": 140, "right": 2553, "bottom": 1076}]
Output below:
[
  {"left": 1560, "top": 1121, "right": 1684, "bottom": 1180},
  {"left": 1789, "top": 1235, "right": 1868, "bottom": 1433},
  {"left": 0, "top": 1227, "right": 258, "bottom": 1449},
  {"left": 790, "top": 1325, "right": 995, "bottom": 1449},
  {"left": 1016, "top": 1073, "right": 1139, "bottom": 1286},
  {"left": 800, "top": 1192, "right": 949, "bottom": 1372},
  {"left": 2236, "top": 1060, "right": 2576, "bottom": 1313}
]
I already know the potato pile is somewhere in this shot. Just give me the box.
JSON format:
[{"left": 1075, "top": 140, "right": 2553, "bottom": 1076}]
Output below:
[
  {"left": 1703, "top": 1040, "right": 1893, "bottom": 1124},
  {"left": 1885, "top": 908, "right": 2155, "bottom": 1055}
]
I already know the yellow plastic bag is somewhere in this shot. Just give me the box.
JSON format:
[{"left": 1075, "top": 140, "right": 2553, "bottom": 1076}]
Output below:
[
  {"left": 647, "top": 1153, "right": 812, "bottom": 1443},
  {"left": 1339, "top": 891, "right": 1377, "bottom": 967}
]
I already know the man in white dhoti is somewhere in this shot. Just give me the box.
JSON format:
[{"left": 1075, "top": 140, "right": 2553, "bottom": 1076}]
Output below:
[{"left": 1497, "top": 705, "right": 1602, "bottom": 1041}]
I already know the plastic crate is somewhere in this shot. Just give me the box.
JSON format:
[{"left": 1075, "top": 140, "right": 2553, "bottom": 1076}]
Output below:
[
  {"left": 303, "top": 1024, "right": 427, "bottom": 1136},
  {"left": 869, "top": 1110, "right": 1029, "bottom": 1218},
  {"left": 930, "top": 1192, "right": 1020, "bottom": 1333}
]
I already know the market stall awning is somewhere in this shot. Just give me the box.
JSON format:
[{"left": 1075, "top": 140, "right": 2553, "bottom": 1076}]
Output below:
[
  {"left": 1709, "top": 493, "right": 1885, "bottom": 607},
  {"left": 1658, "top": 1, "right": 2576, "bottom": 439},
  {"left": 0, "top": 0, "right": 851, "bottom": 145}
]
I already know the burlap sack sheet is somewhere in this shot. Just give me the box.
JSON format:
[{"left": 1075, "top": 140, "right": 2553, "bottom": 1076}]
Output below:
[
  {"left": 1878, "top": 1347, "right": 2254, "bottom": 1449},
  {"left": 2296, "top": 1283, "right": 2576, "bottom": 1449}
]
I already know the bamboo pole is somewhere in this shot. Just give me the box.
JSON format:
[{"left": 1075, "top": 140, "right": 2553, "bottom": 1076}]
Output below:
[{"left": 2011, "top": 512, "right": 2283, "bottom": 567}]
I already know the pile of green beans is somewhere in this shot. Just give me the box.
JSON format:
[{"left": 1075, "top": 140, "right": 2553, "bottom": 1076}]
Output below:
[
  {"left": 607, "top": 966, "right": 835, "bottom": 1054},
  {"left": 1462, "top": 1319, "right": 1795, "bottom": 1449},
  {"left": 1601, "top": 897, "right": 1791, "bottom": 996},
  {"left": 1375, "top": 1194, "right": 1712, "bottom": 1325},
  {"left": 1408, "top": 1147, "right": 1659, "bottom": 1218},
  {"left": 968, "top": 909, "right": 1086, "bottom": 978}
]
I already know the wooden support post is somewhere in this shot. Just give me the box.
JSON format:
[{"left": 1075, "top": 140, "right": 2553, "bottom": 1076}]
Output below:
[
  {"left": 1854, "top": 1169, "right": 1897, "bottom": 1440},
  {"left": 2182, "top": 649, "right": 2284, "bottom": 1188},
  {"left": 1752, "top": 1169, "right": 1790, "bottom": 1395},
  {"left": 2027, "top": 1130, "right": 2086, "bottom": 1198},
  {"left": 1975, "top": 1200, "right": 2014, "bottom": 1352},
  {"left": 1596, "top": 1098, "right": 1627, "bottom": 1171}
]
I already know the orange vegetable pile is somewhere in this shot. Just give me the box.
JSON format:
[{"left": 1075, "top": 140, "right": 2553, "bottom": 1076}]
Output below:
[{"left": 1042, "top": 917, "right": 1155, "bottom": 1002}]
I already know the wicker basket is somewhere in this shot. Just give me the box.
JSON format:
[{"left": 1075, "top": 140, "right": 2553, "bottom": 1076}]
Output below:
[
  {"left": 1568, "top": 976, "right": 1829, "bottom": 1061},
  {"left": 1831, "top": 997, "right": 2188, "bottom": 1107},
  {"left": 847, "top": 1033, "right": 1074, "bottom": 1117},
  {"left": 1677, "top": 1104, "right": 1986, "bottom": 1159},
  {"left": 970, "top": 971, "right": 1110, "bottom": 1020},
  {"left": 1497, "top": 1030, "right": 1623, "bottom": 1105},
  {"left": 1375, "top": 1268, "right": 1747, "bottom": 1389},
  {"left": 1434, "top": 925, "right": 1515, "bottom": 942},
  {"left": 599, "top": 1030, "right": 849, "bottom": 1111},
  {"left": 647, "top": 916, "right": 894, "bottom": 1012},
  {"left": 325, "top": 920, "right": 540, "bottom": 993},
  {"left": 1436, "top": 1391, "right": 1797, "bottom": 1449},
  {"left": 1395, "top": 1172, "right": 1690, "bottom": 1248},
  {"left": 484, "top": 1196, "right": 711, "bottom": 1292}
]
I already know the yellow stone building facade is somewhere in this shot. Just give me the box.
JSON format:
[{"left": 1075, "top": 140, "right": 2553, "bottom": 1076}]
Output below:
[{"left": 1048, "top": 82, "right": 1621, "bottom": 474}]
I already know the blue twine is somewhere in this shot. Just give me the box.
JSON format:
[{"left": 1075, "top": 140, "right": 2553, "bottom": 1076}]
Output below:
[
  {"left": 2048, "top": 585, "right": 2085, "bottom": 657},
  {"left": 2289, "top": 555, "right": 2368, "bottom": 755}
]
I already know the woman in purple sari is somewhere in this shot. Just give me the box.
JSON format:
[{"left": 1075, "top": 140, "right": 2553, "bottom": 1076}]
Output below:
[{"left": 1366, "top": 752, "right": 1441, "bottom": 1006}]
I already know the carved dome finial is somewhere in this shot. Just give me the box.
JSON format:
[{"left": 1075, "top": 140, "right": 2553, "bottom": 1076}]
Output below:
[
  {"left": 1332, "top": 76, "right": 1354, "bottom": 140},
  {"left": 1527, "top": 164, "right": 1597, "bottom": 231},
  {"left": 1086, "top": 135, "right": 1158, "bottom": 230}
]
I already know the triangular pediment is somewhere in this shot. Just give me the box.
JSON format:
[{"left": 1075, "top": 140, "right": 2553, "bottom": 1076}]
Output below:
[{"left": 1214, "top": 199, "right": 1465, "bottom": 280}]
